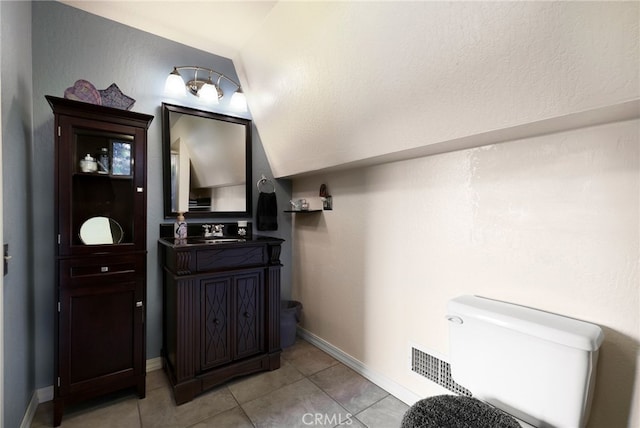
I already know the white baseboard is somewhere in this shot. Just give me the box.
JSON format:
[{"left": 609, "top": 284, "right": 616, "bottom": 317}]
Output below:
[{"left": 296, "top": 327, "right": 422, "bottom": 406}]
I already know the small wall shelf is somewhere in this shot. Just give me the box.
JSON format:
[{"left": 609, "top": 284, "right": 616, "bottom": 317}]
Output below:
[{"left": 284, "top": 210, "right": 322, "bottom": 213}]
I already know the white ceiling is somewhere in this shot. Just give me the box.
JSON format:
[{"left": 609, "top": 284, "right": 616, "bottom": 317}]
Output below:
[
  {"left": 60, "top": 1, "right": 277, "bottom": 59},
  {"left": 59, "top": 1, "right": 639, "bottom": 179}
]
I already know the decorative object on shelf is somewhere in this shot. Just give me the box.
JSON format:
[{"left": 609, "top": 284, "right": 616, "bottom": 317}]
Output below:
[
  {"left": 237, "top": 220, "right": 248, "bottom": 236},
  {"left": 98, "top": 147, "right": 110, "bottom": 174},
  {"left": 79, "top": 154, "right": 98, "bottom": 173},
  {"left": 99, "top": 83, "right": 136, "bottom": 110},
  {"left": 63, "top": 80, "right": 136, "bottom": 110},
  {"left": 64, "top": 79, "right": 101, "bottom": 105},
  {"left": 320, "top": 183, "right": 333, "bottom": 210},
  {"left": 289, "top": 199, "right": 309, "bottom": 211},
  {"left": 111, "top": 141, "right": 132, "bottom": 176},
  {"left": 164, "top": 66, "right": 247, "bottom": 111}
]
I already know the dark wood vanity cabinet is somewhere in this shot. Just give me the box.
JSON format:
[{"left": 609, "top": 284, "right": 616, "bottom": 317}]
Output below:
[
  {"left": 47, "top": 96, "right": 153, "bottom": 426},
  {"left": 159, "top": 237, "right": 283, "bottom": 404}
]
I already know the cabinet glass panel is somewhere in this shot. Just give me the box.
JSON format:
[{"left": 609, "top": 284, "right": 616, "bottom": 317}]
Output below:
[{"left": 72, "top": 130, "right": 135, "bottom": 246}]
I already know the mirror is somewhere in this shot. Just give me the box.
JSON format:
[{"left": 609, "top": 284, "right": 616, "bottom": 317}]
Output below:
[
  {"left": 79, "top": 216, "right": 124, "bottom": 245},
  {"left": 162, "top": 103, "right": 252, "bottom": 218}
]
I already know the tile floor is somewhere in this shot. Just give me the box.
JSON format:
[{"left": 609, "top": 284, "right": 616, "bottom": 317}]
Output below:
[{"left": 31, "top": 339, "right": 409, "bottom": 428}]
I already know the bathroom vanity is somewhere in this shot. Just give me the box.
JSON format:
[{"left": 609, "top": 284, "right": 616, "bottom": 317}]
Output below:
[{"left": 158, "top": 235, "right": 283, "bottom": 404}]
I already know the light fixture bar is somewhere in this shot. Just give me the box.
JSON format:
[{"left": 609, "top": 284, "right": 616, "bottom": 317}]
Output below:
[
  {"left": 172, "top": 66, "right": 241, "bottom": 91},
  {"left": 165, "top": 66, "right": 246, "bottom": 110}
]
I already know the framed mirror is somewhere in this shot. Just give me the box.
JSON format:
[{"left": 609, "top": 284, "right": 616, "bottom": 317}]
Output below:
[{"left": 162, "top": 103, "right": 252, "bottom": 218}]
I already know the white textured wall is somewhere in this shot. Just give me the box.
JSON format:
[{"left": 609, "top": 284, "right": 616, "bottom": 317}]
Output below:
[
  {"left": 291, "top": 119, "right": 639, "bottom": 427},
  {"left": 239, "top": 2, "right": 639, "bottom": 178}
]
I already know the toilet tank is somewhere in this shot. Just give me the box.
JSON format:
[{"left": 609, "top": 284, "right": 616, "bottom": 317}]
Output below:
[{"left": 447, "top": 295, "right": 604, "bottom": 428}]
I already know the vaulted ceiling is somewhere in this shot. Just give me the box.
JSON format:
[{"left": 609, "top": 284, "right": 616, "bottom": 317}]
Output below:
[
  {"left": 60, "top": 1, "right": 639, "bottom": 178},
  {"left": 60, "top": 1, "right": 277, "bottom": 59}
]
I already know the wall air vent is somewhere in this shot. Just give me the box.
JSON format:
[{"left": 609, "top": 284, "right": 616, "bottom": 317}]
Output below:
[{"left": 410, "top": 345, "right": 471, "bottom": 396}]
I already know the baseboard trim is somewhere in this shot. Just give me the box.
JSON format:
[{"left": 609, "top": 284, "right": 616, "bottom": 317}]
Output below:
[
  {"left": 296, "top": 327, "right": 421, "bottom": 406},
  {"left": 19, "top": 390, "right": 42, "bottom": 428}
]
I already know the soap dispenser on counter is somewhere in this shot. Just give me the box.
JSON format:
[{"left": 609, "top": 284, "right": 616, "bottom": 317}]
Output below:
[{"left": 174, "top": 212, "right": 187, "bottom": 239}]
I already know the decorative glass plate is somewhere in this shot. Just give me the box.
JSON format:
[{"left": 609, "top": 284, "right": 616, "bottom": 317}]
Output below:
[
  {"left": 64, "top": 80, "right": 101, "bottom": 105},
  {"left": 100, "top": 83, "right": 136, "bottom": 110}
]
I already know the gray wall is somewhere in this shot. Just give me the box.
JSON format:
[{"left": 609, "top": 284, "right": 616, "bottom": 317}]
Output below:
[
  {"left": 29, "top": 0, "right": 292, "bottom": 397},
  {"left": 1, "top": 1, "right": 35, "bottom": 426}
]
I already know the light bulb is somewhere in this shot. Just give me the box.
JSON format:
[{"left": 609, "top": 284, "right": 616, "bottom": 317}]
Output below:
[
  {"left": 164, "top": 69, "right": 186, "bottom": 97},
  {"left": 198, "top": 81, "right": 219, "bottom": 104},
  {"left": 230, "top": 89, "right": 247, "bottom": 112}
]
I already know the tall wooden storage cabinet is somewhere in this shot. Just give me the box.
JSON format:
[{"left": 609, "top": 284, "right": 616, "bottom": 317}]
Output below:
[{"left": 47, "top": 96, "right": 153, "bottom": 426}]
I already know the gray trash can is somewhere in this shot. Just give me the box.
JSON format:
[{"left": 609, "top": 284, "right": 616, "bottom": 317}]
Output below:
[{"left": 281, "top": 300, "right": 302, "bottom": 348}]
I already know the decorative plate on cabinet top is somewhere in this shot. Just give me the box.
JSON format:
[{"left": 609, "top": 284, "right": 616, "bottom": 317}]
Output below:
[
  {"left": 100, "top": 83, "right": 136, "bottom": 110},
  {"left": 63, "top": 79, "right": 101, "bottom": 105}
]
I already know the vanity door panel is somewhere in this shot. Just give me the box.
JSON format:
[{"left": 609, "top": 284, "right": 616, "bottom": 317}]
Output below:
[
  {"left": 234, "top": 270, "right": 264, "bottom": 359},
  {"left": 201, "top": 276, "right": 232, "bottom": 369}
]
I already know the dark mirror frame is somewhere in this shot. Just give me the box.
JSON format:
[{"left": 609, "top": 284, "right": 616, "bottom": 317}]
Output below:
[{"left": 162, "top": 103, "right": 252, "bottom": 219}]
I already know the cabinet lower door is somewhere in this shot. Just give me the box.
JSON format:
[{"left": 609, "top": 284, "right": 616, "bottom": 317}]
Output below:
[
  {"left": 201, "top": 276, "right": 232, "bottom": 369},
  {"left": 234, "top": 271, "right": 264, "bottom": 359},
  {"left": 200, "top": 270, "right": 264, "bottom": 371},
  {"left": 58, "top": 281, "right": 144, "bottom": 396}
]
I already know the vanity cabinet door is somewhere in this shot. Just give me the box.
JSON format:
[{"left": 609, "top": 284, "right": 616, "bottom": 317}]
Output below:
[
  {"left": 234, "top": 271, "right": 264, "bottom": 359},
  {"left": 201, "top": 276, "right": 232, "bottom": 369},
  {"left": 200, "top": 269, "right": 264, "bottom": 371}
]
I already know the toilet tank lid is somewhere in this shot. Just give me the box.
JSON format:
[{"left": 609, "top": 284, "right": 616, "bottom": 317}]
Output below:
[{"left": 448, "top": 295, "right": 604, "bottom": 351}]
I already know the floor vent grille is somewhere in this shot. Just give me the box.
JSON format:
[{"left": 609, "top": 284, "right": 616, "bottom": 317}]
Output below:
[{"left": 410, "top": 346, "right": 471, "bottom": 396}]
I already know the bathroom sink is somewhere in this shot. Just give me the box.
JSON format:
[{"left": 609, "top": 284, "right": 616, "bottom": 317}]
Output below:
[
  {"left": 160, "top": 236, "right": 248, "bottom": 246},
  {"left": 194, "top": 238, "right": 246, "bottom": 244},
  {"left": 201, "top": 238, "right": 245, "bottom": 244}
]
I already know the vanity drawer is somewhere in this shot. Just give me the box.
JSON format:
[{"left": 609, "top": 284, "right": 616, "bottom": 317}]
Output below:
[
  {"left": 196, "top": 246, "right": 266, "bottom": 272},
  {"left": 60, "top": 254, "right": 145, "bottom": 285}
]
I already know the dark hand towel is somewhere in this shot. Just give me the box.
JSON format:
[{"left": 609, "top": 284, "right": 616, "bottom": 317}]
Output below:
[{"left": 257, "top": 191, "right": 278, "bottom": 231}]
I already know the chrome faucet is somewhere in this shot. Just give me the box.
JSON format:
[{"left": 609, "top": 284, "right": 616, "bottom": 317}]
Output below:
[
  {"left": 202, "top": 224, "right": 213, "bottom": 237},
  {"left": 212, "top": 224, "right": 224, "bottom": 237}
]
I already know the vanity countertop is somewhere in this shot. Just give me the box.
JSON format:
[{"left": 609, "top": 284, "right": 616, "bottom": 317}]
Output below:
[{"left": 158, "top": 235, "right": 284, "bottom": 249}]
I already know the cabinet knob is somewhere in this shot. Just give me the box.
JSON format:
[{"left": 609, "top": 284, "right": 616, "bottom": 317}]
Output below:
[
  {"left": 243, "top": 312, "right": 251, "bottom": 318},
  {"left": 101, "top": 266, "right": 109, "bottom": 273},
  {"left": 213, "top": 319, "right": 220, "bottom": 325},
  {"left": 136, "top": 301, "right": 144, "bottom": 308}
]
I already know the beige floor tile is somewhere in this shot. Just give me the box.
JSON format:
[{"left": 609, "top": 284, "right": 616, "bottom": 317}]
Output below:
[
  {"left": 281, "top": 339, "right": 339, "bottom": 376},
  {"left": 310, "top": 364, "right": 389, "bottom": 414},
  {"left": 355, "top": 395, "right": 409, "bottom": 428},
  {"left": 30, "top": 340, "right": 407, "bottom": 428},
  {"left": 30, "top": 400, "right": 53, "bottom": 428},
  {"left": 146, "top": 368, "right": 170, "bottom": 392},
  {"left": 242, "top": 378, "right": 350, "bottom": 428},
  {"left": 56, "top": 396, "right": 140, "bottom": 428},
  {"left": 228, "top": 360, "right": 305, "bottom": 404},
  {"left": 188, "top": 406, "right": 253, "bottom": 428},
  {"left": 138, "top": 384, "right": 237, "bottom": 428}
]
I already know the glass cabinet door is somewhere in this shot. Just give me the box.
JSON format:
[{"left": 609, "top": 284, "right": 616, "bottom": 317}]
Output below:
[
  {"left": 57, "top": 115, "right": 147, "bottom": 256},
  {"left": 72, "top": 130, "right": 135, "bottom": 246}
]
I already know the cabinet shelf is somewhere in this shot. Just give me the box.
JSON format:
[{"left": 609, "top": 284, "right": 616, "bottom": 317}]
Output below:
[{"left": 73, "top": 172, "right": 133, "bottom": 179}]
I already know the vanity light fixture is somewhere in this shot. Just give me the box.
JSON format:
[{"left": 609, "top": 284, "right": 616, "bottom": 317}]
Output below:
[{"left": 164, "top": 66, "right": 247, "bottom": 111}]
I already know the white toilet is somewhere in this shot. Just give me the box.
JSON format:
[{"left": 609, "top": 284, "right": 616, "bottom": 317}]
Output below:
[{"left": 442, "top": 295, "right": 604, "bottom": 427}]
